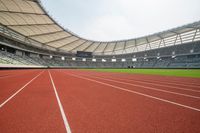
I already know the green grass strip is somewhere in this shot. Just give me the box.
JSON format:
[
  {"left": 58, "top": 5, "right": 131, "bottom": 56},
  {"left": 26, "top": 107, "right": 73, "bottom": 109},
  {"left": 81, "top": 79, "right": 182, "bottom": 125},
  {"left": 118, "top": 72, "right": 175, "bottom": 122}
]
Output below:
[{"left": 88, "top": 69, "right": 200, "bottom": 78}]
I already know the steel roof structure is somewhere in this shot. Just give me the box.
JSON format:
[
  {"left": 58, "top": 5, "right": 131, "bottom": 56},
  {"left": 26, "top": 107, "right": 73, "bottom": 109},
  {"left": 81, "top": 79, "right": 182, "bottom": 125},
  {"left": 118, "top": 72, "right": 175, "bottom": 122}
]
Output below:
[{"left": 0, "top": 0, "right": 200, "bottom": 55}]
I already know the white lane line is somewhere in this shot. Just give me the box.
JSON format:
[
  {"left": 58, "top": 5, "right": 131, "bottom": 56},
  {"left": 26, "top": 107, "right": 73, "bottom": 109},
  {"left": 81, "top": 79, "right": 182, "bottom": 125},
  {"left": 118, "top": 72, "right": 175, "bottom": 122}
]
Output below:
[
  {"left": 86, "top": 76, "right": 200, "bottom": 99},
  {"left": 110, "top": 72, "right": 200, "bottom": 87},
  {"left": 118, "top": 77, "right": 200, "bottom": 93},
  {"left": 129, "top": 78, "right": 200, "bottom": 88},
  {"left": 48, "top": 70, "right": 71, "bottom": 133},
  {"left": 92, "top": 75, "right": 200, "bottom": 93},
  {"left": 96, "top": 73, "right": 200, "bottom": 88},
  {"left": 0, "top": 70, "right": 44, "bottom": 108},
  {"left": 67, "top": 73, "right": 200, "bottom": 112}
]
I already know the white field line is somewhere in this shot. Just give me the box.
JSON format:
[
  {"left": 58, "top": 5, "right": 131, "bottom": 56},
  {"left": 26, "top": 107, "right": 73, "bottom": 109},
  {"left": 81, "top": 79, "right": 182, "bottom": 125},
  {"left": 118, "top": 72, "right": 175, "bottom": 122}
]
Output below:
[
  {"left": 66, "top": 73, "right": 200, "bottom": 112},
  {"left": 81, "top": 73, "right": 200, "bottom": 93},
  {"left": 48, "top": 70, "right": 71, "bottom": 133},
  {"left": 121, "top": 77, "right": 200, "bottom": 88},
  {"left": 0, "top": 70, "right": 44, "bottom": 108},
  {"left": 87, "top": 76, "right": 200, "bottom": 99},
  {"left": 104, "top": 72, "right": 200, "bottom": 87},
  {"left": 110, "top": 77, "right": 200, "bottom": 93},
  {"left": 69, "top": 71, "right": 200, "bottom": 88}
]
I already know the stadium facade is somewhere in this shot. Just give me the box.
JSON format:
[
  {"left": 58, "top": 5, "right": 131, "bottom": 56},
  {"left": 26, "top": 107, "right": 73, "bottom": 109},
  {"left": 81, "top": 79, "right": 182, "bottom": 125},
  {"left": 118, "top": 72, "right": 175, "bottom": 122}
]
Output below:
[{"left": 0, "top": 0, "right": 200, "bottom": 68}]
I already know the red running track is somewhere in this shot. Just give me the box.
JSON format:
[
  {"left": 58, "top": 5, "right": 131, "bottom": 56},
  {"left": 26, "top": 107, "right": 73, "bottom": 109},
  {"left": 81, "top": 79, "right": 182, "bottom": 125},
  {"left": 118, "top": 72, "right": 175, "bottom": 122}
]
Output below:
[{"left": 0, "top": 69, "right": 200, "bottom": 133}]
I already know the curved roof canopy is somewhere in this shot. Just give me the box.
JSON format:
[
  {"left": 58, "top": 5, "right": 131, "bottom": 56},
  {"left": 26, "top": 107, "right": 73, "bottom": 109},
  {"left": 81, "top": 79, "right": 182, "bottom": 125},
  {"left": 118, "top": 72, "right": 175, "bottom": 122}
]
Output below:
[{"left": 0, "top": 0, "right": 200, "bottom": 55}]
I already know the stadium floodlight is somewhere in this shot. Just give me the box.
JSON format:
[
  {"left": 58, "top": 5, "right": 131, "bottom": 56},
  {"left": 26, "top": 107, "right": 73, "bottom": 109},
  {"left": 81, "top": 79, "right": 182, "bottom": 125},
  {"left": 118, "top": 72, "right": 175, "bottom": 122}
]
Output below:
[
  {"left": 132, "top": 58, "right": 137, "bottom": 62},
  {"left": 61, "top": 57, "right": 65, "bottom": 60},
  {"left": 72, "top": 57, "right": 76, "bottom": 61},
  {"left": 82, "top": 58, "right": 86, "bottom": 61},
  {"left": 121, "top": 59, "right": 126, "bottom": 62},
  {"left": 102, "top": 59, "right": 106, "bottom": 62},
  {"left": 112, "top": 59, "right": 116, "bottom": 62},
  {"left": 92, "top": 58, "right": 96, "bottom": 62}
]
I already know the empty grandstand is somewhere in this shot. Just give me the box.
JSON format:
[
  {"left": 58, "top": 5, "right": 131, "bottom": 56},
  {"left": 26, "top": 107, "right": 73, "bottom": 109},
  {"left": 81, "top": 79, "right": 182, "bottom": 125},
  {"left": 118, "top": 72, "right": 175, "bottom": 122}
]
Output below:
[
  {"left": 0, "top": 0, "right": 200, "bottom": 68},
  {"left": 1, "top": 1, "right": 200, "bottom": 133}
]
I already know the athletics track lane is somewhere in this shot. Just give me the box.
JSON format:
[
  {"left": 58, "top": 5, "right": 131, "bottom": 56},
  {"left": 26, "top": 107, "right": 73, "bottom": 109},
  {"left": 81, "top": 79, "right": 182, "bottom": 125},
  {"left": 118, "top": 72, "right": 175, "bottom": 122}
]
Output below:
[
  {"left": 0, "top": 70, "right": 66, "bottom": 133},
  {"left": 52, "top": 69, "right": 200, "bottom": 133},
  {"left": 0, "top": 70, "right": 43, "bottom": 103}
]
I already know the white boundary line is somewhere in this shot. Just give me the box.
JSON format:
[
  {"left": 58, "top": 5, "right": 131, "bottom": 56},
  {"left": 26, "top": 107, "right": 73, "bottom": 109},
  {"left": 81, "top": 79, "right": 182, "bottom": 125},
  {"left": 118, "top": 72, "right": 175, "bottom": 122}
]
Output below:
[
  {"left": 0, "top": 70, "right": 44, "bottom": 108},
  {"left": 95, "top": 73, "right": 200, "bottom": 88},
  {"left": 69, "top": 71, "right": 200, "bottom": 88},
  {"left": 117, "top": 77, "right": 200, "bottom": 93},
  {"left": 92, "top": 75, "right": 200, "bottom": 93},
  {"left": 48, "top": 70, "right": 71, "bottom": 133},
  {"left": 87, "top": 76, "right": 200, "bottom": 99},
  {"left": 109, "top": 72, "right": 200, "bottom": 87},
  {"left": 67, "top": 73, "right": 200, "bottom": 112},
  {"left": 125, "top": 77, "right": 200, "bottom": 88}
]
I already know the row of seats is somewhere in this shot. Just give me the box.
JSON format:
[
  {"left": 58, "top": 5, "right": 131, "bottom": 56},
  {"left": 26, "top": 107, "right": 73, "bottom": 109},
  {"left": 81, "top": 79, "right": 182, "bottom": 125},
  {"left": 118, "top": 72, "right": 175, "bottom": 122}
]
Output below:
[
  {"left": 1, "top": 50, "right": 200, "bottom": 68},
  {"left": 1, "top": 41, "right": 200, "bottom": 68}
]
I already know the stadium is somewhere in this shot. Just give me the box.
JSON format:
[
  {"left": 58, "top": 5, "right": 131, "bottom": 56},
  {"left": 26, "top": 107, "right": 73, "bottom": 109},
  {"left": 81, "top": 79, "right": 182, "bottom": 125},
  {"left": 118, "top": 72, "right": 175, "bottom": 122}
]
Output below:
[{"left": 0, "top": 0, "right": 200, "bottom": 133}]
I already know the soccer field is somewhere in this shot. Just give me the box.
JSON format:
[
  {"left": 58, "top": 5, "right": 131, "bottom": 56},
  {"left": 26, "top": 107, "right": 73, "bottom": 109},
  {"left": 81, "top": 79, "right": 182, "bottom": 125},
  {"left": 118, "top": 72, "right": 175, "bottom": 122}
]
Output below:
[{"left": 91, "top": 69, "right": 200, "bottom": 78}]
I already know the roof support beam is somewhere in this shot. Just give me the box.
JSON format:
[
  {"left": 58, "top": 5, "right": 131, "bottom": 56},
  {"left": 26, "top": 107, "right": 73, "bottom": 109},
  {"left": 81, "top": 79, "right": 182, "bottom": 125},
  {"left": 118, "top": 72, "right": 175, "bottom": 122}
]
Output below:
[
  {"left": 102, "top": 43, "right": 108, "bottom": 54},
  {"left": 192, "top": 29, "right": 198, "bottom": 42},
  {"left": 174, "top": 34, "right": 178, "bottom": 45},
  {"left": 0, "top": 10, "right": 44, "bottom": 15},
  {"left": 82, "top": 42, "right": 95, "bottom": 51},
  {"left": 93, "top": 42, "right": 101, "bottom": 53},
  {"left": 57, "top": 39, "right": 80, "bottom": 49},
  {"left": 145, "top": 37, "right": 151, "bottom": 51},
  {"left": 71, "top": 41, "right": 89, "bottom": 51},
  {"left": 112, "top": 42, "right": 117, "bottom": 54},
  {"left": 28, "top": 30, "right": 63, "bottom": 37},
  {"left": 123, "top": 41, "right": 127, "bottom": 54},
  {"left": 7, "top": 23, "right": 54, "bottom": 27},
  {"left": 70, "top": 40, "right": 87, "bottom": 51},
  {"left": 45, "top": 35, "right": 72, "bottom": 44}
]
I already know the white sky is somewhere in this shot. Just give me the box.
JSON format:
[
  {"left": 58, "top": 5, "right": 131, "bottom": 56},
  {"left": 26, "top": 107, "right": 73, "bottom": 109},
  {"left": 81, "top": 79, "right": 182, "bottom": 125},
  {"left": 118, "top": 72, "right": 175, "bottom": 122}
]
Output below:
[{"left": 41, "top": 0, "right": 200, "bottom": 41}]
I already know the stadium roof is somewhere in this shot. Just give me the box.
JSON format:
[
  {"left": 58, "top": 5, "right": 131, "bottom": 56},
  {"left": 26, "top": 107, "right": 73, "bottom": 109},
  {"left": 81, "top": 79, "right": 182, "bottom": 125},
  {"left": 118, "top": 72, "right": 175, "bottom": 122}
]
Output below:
[{"left": 0, "top": 0, "right": 200, "bottom": 55}]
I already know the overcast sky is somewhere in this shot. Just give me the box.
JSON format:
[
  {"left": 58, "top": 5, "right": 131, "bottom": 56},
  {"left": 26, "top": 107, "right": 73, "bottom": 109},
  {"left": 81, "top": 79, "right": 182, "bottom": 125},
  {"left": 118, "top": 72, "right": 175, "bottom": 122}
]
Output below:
[{"left": 41, "top": 0, "right": 200, "bottom": 41}]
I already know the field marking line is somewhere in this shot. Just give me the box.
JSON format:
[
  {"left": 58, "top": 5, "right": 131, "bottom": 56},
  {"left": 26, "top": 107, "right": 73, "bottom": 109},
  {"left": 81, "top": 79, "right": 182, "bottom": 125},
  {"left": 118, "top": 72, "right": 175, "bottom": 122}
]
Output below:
[
  {"left": 106, "top": 73, "right": 200, "bottom": 88},
  {"left": 114, "top": 77, "right": 200, "bottom": 93},
  {"left": 86, "top": 74, "right": 200, "bottom": 93},
  {"left": 122, "top": 77, "right": 200, "bottom": 88},
  {"left": 92, "top": 72, "right": 200, "bottom": 88},
  {"left": 85, "top": 75, "right": 200, "bottom": 99},
  {"left": 0, "top": 70, "right": 44, "bottom": 108},
  {"left": 81, "top": 72, "right": 200, "bottom": 91},
  {"left": 69, "top": 70, "right": 200, "bottom": 88},
  {"left": 48, "top": 70, "right": 71, "bottom": 133},
  {"left": 66, "top": 72, "right": 200, "bottom": 112}
]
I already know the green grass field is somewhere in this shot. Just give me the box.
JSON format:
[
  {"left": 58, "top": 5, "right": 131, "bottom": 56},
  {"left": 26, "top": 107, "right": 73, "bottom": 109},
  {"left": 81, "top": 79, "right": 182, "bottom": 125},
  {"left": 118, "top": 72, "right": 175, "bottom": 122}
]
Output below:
[{"left": 90, "top": 69, "right": 200, "bottom": 78}]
